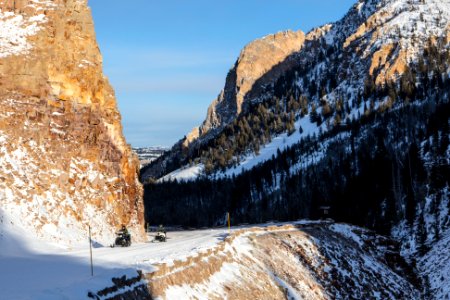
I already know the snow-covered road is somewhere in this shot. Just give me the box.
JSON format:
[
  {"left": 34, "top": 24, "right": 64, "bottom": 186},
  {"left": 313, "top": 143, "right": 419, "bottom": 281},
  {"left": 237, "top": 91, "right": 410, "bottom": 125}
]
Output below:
[
  {"left": 74, "top": 228, "right": 230, "bottom": 270},
  {"left": 1, "top": 219, "right": 428, "bottom": 299},
  {"left": 0, "top": 220, "right": 323, "bottom": 299},
  {"left": 0, "top": 225, "right": 230, "bottom": 300}
]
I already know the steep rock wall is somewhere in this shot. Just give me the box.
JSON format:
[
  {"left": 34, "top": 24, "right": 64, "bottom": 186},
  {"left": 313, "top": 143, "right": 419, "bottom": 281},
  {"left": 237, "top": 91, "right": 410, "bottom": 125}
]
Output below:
[
  {"left": 0, "top": 0, "right": 144, "bottom": 246},
  {"left": 184, "top": 30, "right": 305, "bottom": 146}
]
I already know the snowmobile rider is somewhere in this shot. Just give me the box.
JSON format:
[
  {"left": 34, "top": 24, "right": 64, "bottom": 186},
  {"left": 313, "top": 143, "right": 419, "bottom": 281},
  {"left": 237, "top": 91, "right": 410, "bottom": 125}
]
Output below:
[
  {"left": 158, "top": 224, "right": 166, "bottom": 234},
  {"left": 120, "top": 225, "right": 130, "bottom": 240}
]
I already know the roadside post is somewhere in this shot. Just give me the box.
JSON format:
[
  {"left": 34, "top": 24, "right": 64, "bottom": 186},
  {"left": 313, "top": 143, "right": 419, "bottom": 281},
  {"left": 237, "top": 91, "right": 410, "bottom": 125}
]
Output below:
[
  {"left": 89, "top": 225, "right": 94, "bottom": 277},
  {"left": 227, "top": 212, "right": 231, "bottom": 234}
]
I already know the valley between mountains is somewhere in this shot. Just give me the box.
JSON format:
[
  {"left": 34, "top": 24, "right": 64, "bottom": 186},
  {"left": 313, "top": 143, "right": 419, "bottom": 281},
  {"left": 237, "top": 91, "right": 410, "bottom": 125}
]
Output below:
[{"left": 0, "top": 0, "right": 449, "bottom": 299}]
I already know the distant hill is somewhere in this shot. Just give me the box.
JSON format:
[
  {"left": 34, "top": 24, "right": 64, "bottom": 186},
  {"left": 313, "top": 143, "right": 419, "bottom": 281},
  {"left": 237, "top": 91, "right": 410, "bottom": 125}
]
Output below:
[{"left": 133, "top": 147, "right": 168, "bottom": 168}]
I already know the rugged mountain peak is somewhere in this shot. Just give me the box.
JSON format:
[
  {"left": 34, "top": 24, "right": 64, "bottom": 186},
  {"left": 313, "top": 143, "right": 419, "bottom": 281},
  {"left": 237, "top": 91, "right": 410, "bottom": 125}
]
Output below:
[
  {"left": 144, "top": 0, "right": 450, "bottom": 182},
  {"left": 338, "top": 0, "right": 450, "bottom": 84},
  {"left": 305, "top": 24, "right": 332, "bottom": 41},
  {"left": 185, "top": 0, "right": 450, "bottom": 148},
  {"left": 183, "top": 30, "right": 305, "bottom": 147},
  {"left": 0, "top": 0, "right": 144, "bottom": 246},
  {"left": 234, "top": 30, "right": 306, "bottom": 111}
]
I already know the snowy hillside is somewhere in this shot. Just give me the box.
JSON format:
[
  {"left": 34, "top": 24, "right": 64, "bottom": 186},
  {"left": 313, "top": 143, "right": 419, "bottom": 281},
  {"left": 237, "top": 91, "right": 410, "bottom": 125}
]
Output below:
[
  {"left": 144, "top": 0, "right": 450, "bottom": 298},
  {"left": 160, "top": 117, "right": 322, "bottom": 182},
  {"left": 147, "top": 222, "right": 419, "bottom": 299},
  {"left": 159, "top": 163, "right": 204, "bottom": 182},
  {"left": 419, "top": 228, "right": 450, "bottom": 299},
  {"left": 145, "top": 0, "right": 450, "bottom": 183},
  {"left": 0, "top": 219, "right": 425, "bottom": 299}
]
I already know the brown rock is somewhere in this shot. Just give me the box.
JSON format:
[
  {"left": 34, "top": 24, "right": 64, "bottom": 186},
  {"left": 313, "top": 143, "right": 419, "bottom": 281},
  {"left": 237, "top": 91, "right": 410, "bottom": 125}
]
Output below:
[
  {"left": 0, "top": 0, "right": 144, "bottom": 243},
  {"left": 186, "top": 30, "right": 305, "bottom": 145}
]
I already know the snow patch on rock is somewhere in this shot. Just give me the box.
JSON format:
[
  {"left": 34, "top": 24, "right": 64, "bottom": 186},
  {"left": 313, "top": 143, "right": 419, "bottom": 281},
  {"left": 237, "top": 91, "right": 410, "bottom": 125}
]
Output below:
[{"left": 0, "top": 10, "right": 47, "bottom": 58}]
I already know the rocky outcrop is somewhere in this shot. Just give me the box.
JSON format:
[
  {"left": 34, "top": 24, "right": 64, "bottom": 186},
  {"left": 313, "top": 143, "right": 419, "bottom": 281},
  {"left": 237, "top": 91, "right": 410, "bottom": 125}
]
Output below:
[
  {"left": 342, "top": 0, "right": 450, "bottom": 85},
  {"left": 0, "top": 0, "right": 144, "bottom": 246},
  {"left": 189, "top": 0, "right": 450, "bottom": 149},
  {"left": 145, "top": 223, "right": 419, "bottom": 299},
  {"left": 142, "top": 30, "right": 305, "bottom": 180},
  {"left": 183, "top": 30, "right": 305, "bottom": 146}
]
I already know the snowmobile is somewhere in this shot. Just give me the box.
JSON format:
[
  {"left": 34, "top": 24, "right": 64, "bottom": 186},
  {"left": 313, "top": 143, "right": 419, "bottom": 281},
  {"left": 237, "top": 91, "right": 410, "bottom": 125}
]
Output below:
[
  {"left": 153, "top": 231, "right": 166, "bottom": 242},
  {"left": 152, "top": 226, "right": 167, "bottom": 242},
  {"left": 111, "top": 230, "right": 131, "bottom": 247}
]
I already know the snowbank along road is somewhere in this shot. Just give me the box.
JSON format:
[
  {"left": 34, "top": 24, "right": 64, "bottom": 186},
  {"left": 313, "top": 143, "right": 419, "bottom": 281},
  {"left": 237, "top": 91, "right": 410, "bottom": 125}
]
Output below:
[{"left": 1, "top": 219, "right": 430, "bottom": 299}]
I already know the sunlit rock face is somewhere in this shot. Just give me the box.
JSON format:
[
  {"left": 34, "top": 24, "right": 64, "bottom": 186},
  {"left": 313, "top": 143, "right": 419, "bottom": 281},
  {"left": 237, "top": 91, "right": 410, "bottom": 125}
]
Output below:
[
  {"left": 0, "top": 0, "right": 144, "bottom": 246},
  {"left": 184, "top": 30, "right": 306, "bottom": 146}
]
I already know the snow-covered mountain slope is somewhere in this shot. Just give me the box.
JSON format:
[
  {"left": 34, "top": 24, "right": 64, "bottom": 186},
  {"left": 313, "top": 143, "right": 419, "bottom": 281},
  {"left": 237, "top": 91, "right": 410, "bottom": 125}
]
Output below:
[
  {"left": 419, "top": 228, "right": 450, "bottom": 299},
  {"left": 147, "top": 222, "right": 419, "bottom": 299},
  {"left": 392, "top": 185, "right": 450, "bottom": 299},
  {"left": 144, "top": 0, "right": 450, "bottom": 182},
  {"left": 160, "top": 116, "right": 321, "bottom": 182},
  {"left": 0, "top": 0, "right": 144, "bottom": 247},
  {"left": 317, "top": 0, "right": 450, "bottom": 97},
  {"left": 141, "top": 29, "right": 306, "bottom": 181},
  {"left": 159, "top": 163, "right": 205, "bottom": 182},
  {"left": 144, "top": 0, "right": 450, "bottom": 298}
]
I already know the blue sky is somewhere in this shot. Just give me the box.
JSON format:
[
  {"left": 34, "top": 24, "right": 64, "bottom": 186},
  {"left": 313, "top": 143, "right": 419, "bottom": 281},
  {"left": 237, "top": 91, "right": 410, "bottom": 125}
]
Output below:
[{"left": 89, "top": 0, "right": 356, "bottom": 147}]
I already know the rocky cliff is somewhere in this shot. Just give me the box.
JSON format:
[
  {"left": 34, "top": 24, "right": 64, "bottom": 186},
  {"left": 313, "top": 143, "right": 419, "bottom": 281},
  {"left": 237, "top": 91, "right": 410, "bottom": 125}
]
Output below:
[
  {"left": 0, "top": 0, "right": 144, "bottom": 246},
  {"left": 144, "top": 0, "right": 450, "bottom": 182},
  {"left": 142, "top": 30, "right": 305, "bottom": 180},
  {"left": 184, "top": 29, "right": 305, "bottom": 146}
]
